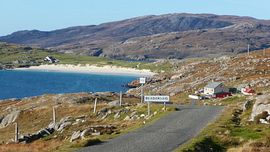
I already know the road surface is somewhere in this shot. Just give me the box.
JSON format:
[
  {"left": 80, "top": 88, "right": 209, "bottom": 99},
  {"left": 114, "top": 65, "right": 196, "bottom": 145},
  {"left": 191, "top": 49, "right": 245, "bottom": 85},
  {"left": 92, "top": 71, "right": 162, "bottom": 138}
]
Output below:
[{"left": 78, "top": 105, "right": 223, "bottom": 152}]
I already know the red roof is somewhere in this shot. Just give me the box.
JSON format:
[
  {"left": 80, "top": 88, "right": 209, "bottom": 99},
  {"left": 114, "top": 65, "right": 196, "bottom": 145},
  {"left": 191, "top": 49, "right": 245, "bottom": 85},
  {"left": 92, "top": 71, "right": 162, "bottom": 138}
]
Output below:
[{"left": 243, "top": 88, "right": 255, "bottom": 93}]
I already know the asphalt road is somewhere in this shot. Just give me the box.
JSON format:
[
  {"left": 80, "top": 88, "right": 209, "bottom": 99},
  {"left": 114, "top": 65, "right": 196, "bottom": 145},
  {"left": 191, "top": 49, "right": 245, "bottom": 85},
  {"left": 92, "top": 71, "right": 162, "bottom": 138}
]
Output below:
[{"left": 78, "top": 105, "right": 223, "bottom": 152}]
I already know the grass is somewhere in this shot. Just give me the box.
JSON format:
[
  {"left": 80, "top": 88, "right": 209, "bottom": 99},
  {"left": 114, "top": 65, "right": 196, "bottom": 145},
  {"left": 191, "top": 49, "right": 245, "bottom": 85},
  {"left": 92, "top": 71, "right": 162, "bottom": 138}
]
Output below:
[
  {"left": 230, "top": 128, "right": 262, "bottom": 140},
  {"left": 0, "top": 43, "right": 174, "bottom": 73},
  {"left": 56, "top": 104, "right": 175, "bottom": 152},
  {"left": 0, "top": 93, "right": 176, "bottom": 152}
]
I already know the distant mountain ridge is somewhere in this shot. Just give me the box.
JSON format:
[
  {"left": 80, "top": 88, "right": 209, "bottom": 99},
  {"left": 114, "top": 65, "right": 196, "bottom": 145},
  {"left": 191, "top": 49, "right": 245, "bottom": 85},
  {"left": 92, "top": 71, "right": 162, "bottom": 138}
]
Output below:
[{"left": 1, "top": 13, "right": 270, "bottom": 60}]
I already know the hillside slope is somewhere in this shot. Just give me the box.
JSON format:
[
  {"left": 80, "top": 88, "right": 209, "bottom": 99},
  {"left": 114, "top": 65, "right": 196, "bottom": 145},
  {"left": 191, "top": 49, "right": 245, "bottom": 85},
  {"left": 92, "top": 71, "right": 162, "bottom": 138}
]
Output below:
[{"left": 1, "top": 13, "right": 270, "bottom": 60}]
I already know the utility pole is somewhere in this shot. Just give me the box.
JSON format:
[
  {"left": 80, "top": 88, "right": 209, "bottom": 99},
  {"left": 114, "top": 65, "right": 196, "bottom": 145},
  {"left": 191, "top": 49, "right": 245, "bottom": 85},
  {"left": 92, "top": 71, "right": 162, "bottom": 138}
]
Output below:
[
  {"left": 247, "top": 44, "right": 250, "bottom": 56},
  {"left": 147, "top": 101, "right": 150, "bottom": 116},
  {"left": 163, "top": 102, "right": 166, "bottom": 111},
  {"left": 141, "top": 83, "right": 144, "bottom": 103},
  {"left": 119, "top": 91, "right": 122, "bottom": 106},
  {"left": 139, "top": 78, "right": 146, "bottom": 104},
  {"left": 93, "top": 98, "right": 97, "bottom": 113},
  {"left": 52, "top": 106, "right": 56, "bottom": 124},
  {"left": 14, "top": 123, "right": 18, "bottom": 143}
]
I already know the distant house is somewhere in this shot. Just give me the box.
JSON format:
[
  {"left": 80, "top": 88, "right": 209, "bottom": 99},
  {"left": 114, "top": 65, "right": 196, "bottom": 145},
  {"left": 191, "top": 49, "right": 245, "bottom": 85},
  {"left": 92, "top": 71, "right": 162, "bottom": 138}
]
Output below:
[
  {"left": 204, "top": 82, "right": 229, "bottom": 96},
  {"left": 241, "top": 86, "right": 256, "bottom": 96},
  {"left": 44, "top": 56, "right": 59, "bottom": 63}
]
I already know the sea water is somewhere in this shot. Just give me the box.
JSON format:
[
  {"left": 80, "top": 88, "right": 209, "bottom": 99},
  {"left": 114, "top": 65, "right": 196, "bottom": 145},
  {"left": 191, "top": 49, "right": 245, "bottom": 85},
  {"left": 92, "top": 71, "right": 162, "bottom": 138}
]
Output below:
[{"left": 0, "top": 70, "right": 138, "bottom": 100}]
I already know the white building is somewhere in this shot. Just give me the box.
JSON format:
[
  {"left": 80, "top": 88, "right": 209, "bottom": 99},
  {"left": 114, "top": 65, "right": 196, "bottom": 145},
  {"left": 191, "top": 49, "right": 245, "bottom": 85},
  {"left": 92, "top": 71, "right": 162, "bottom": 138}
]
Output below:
[
  {"left": 44, "top": 56, "right": 59, "bottom": 63},
  {"left": 203, "top": 82, "right": 228, "bottom": 95}
]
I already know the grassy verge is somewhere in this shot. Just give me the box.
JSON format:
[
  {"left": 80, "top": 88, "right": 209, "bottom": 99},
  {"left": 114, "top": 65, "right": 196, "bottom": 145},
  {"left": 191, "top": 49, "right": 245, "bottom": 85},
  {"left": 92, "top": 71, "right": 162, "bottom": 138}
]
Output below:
[{"left": 56, "top": 104, "right": 176, "bottom": 152}]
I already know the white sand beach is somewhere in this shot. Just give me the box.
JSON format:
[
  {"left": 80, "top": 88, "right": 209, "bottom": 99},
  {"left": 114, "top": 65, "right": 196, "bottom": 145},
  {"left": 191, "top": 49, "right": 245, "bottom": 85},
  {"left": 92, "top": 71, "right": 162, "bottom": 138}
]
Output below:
[{"left": 15, "top": 64, "right": 156, "bottom": 77}]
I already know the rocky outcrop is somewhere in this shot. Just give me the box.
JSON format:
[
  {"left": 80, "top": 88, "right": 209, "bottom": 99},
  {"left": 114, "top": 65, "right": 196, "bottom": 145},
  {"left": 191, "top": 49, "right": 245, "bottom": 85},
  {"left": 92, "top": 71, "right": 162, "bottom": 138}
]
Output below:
[
  {"left": 250, "top": 95, "right": 270, "bottom": 121},
  {"left": 127, "top": 80, "right": 140, "bottom": 88},
  {"left": 0, "top": 110, "right": 21, "bottom": 129},
  {"left": 70, "top": 125, "right": 116, "bottom": 142},
  {"left": 70, "top": 131, "right": 82, "bottom": 142},
  {"left": 17, "top": 115, "right": 87, "bottom": 143},
  {"left": 89, "top": 48, "right": 103, "bottom": 57},
  {"left": 18, "top": 127, "right": 54, "bottom": 143}
]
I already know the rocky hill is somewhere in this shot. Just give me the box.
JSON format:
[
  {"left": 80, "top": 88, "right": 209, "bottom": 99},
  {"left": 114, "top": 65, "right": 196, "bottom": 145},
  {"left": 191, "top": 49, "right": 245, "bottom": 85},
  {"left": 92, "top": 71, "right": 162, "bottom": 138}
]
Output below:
[
  {"left": 128, "top": 48, "right": 270, "bottom": 103},
  {"left": 1, "top": 13, "right": 270, "bottom": 60}
]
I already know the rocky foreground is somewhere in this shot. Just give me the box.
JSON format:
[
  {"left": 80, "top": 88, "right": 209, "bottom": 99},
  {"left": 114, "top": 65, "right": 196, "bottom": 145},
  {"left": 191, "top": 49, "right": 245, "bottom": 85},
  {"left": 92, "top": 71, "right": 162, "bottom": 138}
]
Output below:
[{"left": 0, "top": 92, "right": 171, "bottom": 152}]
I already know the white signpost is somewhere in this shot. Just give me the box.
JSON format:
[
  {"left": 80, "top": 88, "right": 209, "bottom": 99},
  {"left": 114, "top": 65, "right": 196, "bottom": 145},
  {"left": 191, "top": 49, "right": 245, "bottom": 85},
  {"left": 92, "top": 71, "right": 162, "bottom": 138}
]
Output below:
[
  {"left": 144, "top": 95, "right": 170, "bottom": 115},
  {"left": 139, "top": 78, "right": 146, "bottom": 84},
  {"left": 140, "top": 78, "right": 146, "bottom": 103},
  {"left": 144, "top": 96, "right": 170, "bottom": 102}
]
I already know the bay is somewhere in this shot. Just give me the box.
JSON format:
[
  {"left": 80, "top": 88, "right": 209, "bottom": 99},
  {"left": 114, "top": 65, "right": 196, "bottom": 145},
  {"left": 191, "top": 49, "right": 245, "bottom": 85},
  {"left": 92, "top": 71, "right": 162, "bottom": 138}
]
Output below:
[{"left": 0, "top": 70, "right": 137, "bottom": 100}]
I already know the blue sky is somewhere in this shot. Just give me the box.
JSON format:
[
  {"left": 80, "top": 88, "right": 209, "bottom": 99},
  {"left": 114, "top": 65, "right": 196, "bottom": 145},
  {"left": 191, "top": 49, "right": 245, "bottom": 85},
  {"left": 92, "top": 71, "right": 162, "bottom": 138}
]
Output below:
[{"left": 0, "top": 0, "right": 269, "bottom": 36}]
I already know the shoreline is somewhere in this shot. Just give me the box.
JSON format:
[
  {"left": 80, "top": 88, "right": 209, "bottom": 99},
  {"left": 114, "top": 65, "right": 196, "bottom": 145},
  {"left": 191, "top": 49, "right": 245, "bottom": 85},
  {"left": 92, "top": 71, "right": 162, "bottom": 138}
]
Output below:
[{"left": 14, "top": 64, "right": 156, "bottom": 77}]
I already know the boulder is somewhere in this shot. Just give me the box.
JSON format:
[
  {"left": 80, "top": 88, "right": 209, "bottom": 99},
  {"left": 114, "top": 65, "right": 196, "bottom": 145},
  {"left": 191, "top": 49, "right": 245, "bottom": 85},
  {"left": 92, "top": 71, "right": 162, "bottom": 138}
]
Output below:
[
  {"left": 70, "top": 131, "right": 81, "bottom": 142},
  {"left": 108, "top": 100, "right": 119, "bottom": 106},
  {"left": 114, "top": 112, "right": 121, "bottom": 119},
  {"left": 80, "top": 128, "right": 94, "bottom": 139},
  {"left": 37, "top": 128, "right": 54, "bottom": 137},
  {"left": 91, "top": 132, "right": 101, "bottom": 136},
  {"left": 250, "top": 95, "right": 270, "bottom": 121},
  {"left": 59, "top": 116, "right": 73, "bottom": 124},
  {"left": 260, "top": 119, "right": 269, "bottom": 124},
  {"left": 131, "top": 115, "right": 139, "bottom": 120},
  {"left": 101, "top": 113, "right": 108, "bottom": 120},
  {"left": 170, "top": 74, "right": 184, "bottom": 80},
  {"left": 48, "top": 122, "right": 55, "bottom": 129},
  {"left": 130, "top": 111, "right": 137, "bottom": 117},
  {"left": 0, "top": 110, "right": 21, "bottom": 128},
  {"left": 145, "top": 114, "right": 153, "bottom": 120},
  {"left": 127, "top": 80, "right": 140, "bottom": 88},
  {"left": 57, "top": 122, "right": 72, "bottom": 131},
  {"left": 140, "top": 114, "right": 146, "bottom": 118},
  {"left": 124, "top": 116, "right": 131, "bottom": 121},
  {"left": 242, "top": 100, "right": 253, "bottom": 111},
  {"left": 18, "top": 127, "right": 54, "bottom": 143}
]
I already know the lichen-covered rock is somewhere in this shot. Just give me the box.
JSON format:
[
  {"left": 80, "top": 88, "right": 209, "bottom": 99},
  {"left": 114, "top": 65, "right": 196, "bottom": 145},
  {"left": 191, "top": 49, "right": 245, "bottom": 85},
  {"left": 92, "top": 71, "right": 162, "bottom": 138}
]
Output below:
[
  {"left": 0, "top": 110, "right": 21, "bottom": 128},
  {"left": 127, "top": 80, "right": 140, "bottom": 88},
  {"left": 70, "top": 131, "right": 81, "bottom": 142},
  {"left": 18, "top": 127, "right": 54, "bottom": 143},
  {"left": 57, "top": 122, "right": 72, "bottom": 132},
  {"left": 80, "top": 128, "right": 94, "bottom": 139},
  {"left": 108, "top": 100, "right": 119, "bottom": 106},
  {"left": 124, "top": 116, "right": 131, "bottom": 121},
  {"left": 250, "top": 95, "right": 270, "bottom": 121},
  {"left": 114, "top": 112, "right": 121, "bottom": 119}
]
